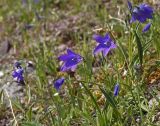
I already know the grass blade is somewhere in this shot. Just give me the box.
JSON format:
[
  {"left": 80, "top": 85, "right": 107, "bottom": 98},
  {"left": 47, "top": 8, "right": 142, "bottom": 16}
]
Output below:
[{"left": 134, "top": 31, "right": 143, "bottom": 66}]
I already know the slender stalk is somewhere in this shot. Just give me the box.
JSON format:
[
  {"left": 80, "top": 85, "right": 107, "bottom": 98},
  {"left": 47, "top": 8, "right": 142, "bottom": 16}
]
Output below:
[{"left": 5, "top": 89, "right": 18, "bottom": 126}]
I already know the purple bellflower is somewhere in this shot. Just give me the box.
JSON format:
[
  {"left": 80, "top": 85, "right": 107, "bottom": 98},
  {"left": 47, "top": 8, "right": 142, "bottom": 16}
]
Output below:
[
  {"left": 54, "top": 77, "right": 65, "bottom": 91},
  {"left": 58, "top": 49, "right": 83, "bottom": 72},
  {"left": 12, "top": 68, "right": 24, "bottom": 83},
  {"left": 114, "top": 83, "right": 120, "bottom": 96},
  {"left": 142, "top": 23, "right": 151, "bottom": 33},
  {"left": 14, "top": 61, "right": 22, "bottom": 69},
  {"left": 12, "top": 61, "right": 24, "bottom": 83},
  {"left": 127, "top": 0, "right": 132, "bottom": 11},
  {"left": 130, "top": 3, "right": 153, "bottom": 23},
  {"left": 93, "top": 33, "right": 116, "bottom": 56}
]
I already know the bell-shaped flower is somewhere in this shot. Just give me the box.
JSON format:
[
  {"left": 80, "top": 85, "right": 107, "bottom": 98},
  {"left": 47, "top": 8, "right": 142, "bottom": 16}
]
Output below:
[
  {"left": 114, "top": 83, "right": 120, "bottom": 96},
  {"left": 12, "top": 68, "right": 24, "bottom": 83},
  {"left": 142, "top": 23, "right": 151, "bottom": 33},
  {"left": 58, "top": 49, "right": 83, "bottom": 72},
  {"left": 54, "top": 77, "right": 65, "bottom": 91},
  {"left": 130, "top": 3, "right": 153, "bottom": 23},
  {"left": 93, "top": 33, "right": 116, "bottom": 57}
]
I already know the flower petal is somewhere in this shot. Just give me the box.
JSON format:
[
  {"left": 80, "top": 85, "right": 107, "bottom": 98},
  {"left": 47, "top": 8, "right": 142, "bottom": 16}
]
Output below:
[
  {"left": 70, "top": 65, "right": 77, "bottom": 71},
  {"left": 93, "top": 34, "right": 109, "bottom": 43},
  {"left": 67, "top": 49, "right": 77, "bottom": 56},
  {"left": 60, "top": 58, "right": 81, "bottom": 72},
  {"left": 16, "top": 68, "right": 24, "bottom": 74},
  {"left": 102, "top": 48, "right": 111, "bottom": 57},
  {"left": 130, "top": 13, "right": 137, "bottom": 23},
  {"left": 142, "top": 23, "right": 151, "bottom": 33},
  {"left": 131, "top": 4, "right": 153, "bottom": 23},
  {"left": 58, "top": 54, "right": 74, "bottom": 61},
  {"left": 111, "top": 41, "right": 117, "bottom": 49},
  {"left": 12, "top": 71, "right": 18, "bottom": 78},
  {"left": 127, "top": 0, "right": 132, "bottom": 11},
  {"left": 54, "top": 77, "right": 65, "bottom": 91},
  {"left": 94, "top": 44, "right": 107, "bottom": 55},
  {"left": 17, "top": 75, "right": 24, "bottom": 83},
  {"left": 103, "top": 33, "right": 110, "bottom": 42},
  {"left": 14, "top": 61, "right": 21, "bottom": 68},
  {"left": 58, "top": 49, "right": 78, "bottom": 61},
  {"left": 103, "top": 41, "right": 116, "bottom": 56}
]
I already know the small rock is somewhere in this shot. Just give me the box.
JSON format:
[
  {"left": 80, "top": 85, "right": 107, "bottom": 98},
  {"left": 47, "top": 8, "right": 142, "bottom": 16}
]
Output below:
[
  {"left": 149, "top": 98, "right": 159, "bottom": 108},
  {"left": 54, "top": 93, "right": 59, "bottom": 96},
  {"left": 0, "top": 71, "right": 4, "bottom": 78},
  {"left": 26, "top": 60, "right": 35, "bottom": 74},
  {"left": 1, "top": 81, "right": 25, "bottom": 107},
  {"left": 136, "top": 117, "right": 141, "bottom": 123},
  {"left": 0, "top": 41, "right": 11, "bottom": 57},
  {"left": 24, "top": 24, "right": 34, "bottom": 30},
  {"left": 57, "top": 44, "right": 66, "bottom": 51}
]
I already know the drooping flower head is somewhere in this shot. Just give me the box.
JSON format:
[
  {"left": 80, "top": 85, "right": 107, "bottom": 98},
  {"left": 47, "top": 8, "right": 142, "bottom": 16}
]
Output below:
[
  {"left": 130, "top": 3, "right": 153, "bottom": 23},
  {"left": 93, "top": 33, "right": 116, "bottom": 57},
  {"left": 114, "top": 83, "right": 120, "bottom": 96},
  {"left": 127, "top": 0, "right": 132, "bottom": 11},
  {"left": 12, "top": 61, "right": 24, "bottom": 83},
  {"left": 14, "top": 61, "right": 22, "bottom": 69},
  {"left": 58, "top": 49, "right": 83, "bottom": 72},
  {"left": 12, "top": 68, "right": 24, "bottom": 83},
  {"left": 54, "top": 77, "right": 65, "bottom": 91},
  {"left": 142, "top": 23, "right": 151, "bottom": 33}
]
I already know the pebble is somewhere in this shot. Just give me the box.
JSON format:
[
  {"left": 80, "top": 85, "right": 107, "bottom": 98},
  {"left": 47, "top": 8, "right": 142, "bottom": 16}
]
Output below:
[
  {"left": 0, "top": 71, "right": 4, "bottom": 78},
  {"left": 0, "top": 41, "right": 11, "bottom": 57},
  {"left": 149, "top": 97, "right": 159, "bottom": 108},
  {"left": 1, "top": 81, "right": 25, "bottom": 107},
  {"left": 26, "top": 60, "right": 35, "bottom": 74},
  {"left": 54, "top": 92, "right": 59, "bottom": 96}
]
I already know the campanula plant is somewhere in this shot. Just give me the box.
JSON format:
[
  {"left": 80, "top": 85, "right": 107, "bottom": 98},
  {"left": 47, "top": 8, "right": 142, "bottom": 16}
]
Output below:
[
  {"left": 6, "top": 0, "right": 159, "bottom": 125},
  {"left": 128, "top": 1, "right": 153, "bottom": 32},
  {"left": 127, "top": 1, "right": 154, "bottom": 66},
  {"left": 130, "top": 3, "right": 153, "bottom": 23}
]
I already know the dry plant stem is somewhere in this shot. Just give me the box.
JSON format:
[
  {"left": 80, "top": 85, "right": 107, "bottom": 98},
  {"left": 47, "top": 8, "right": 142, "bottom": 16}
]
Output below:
[{"left": 5, "top": 89, "right": 18, "bottom": 126}]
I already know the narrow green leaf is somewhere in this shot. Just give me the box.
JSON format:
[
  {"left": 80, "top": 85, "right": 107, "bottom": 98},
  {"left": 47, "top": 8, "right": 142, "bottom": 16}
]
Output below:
[
  {"left": 107, "top": 106, "right": 113, "bottom": 124},
  {"left": 26, "top": 106, "right": 33, "bottom": 121},
  {"left": 81, "top": 83, "right": 102, "bottom": 115},
  {"left": 0, "top": 90, "right": 4, "bottom": 104},
  {"left": 134, "top": 31, "right": 143, "bottom": 66},
  {"left": 99, "top": 87, "right": 121, "bottom": 121},
  {"left": 140, "top": 103, "right": 149, "bottom": 113},
  {"left": 130, "top": 40, "right": 150, "bottom": 67},
  {"left": 12, "top": 100, "right": 25, "bottom": 113},
  {"left": 21, "top": 121, "right": 41, "bottom": 126},
  {"left": 99, "top": 87, "right": 117, "bottom": 109}
]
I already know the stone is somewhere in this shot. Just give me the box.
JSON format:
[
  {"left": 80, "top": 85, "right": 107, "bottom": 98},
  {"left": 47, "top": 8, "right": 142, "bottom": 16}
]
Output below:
[
  {"left": 0, "top": 71, "right": 4, "bottom": 78},
  {"left": 1, "top": 81, "right": 25, "bottom": 107},
  {"left": 0, "top": 41, "right": 11, "bottom": 57}
]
